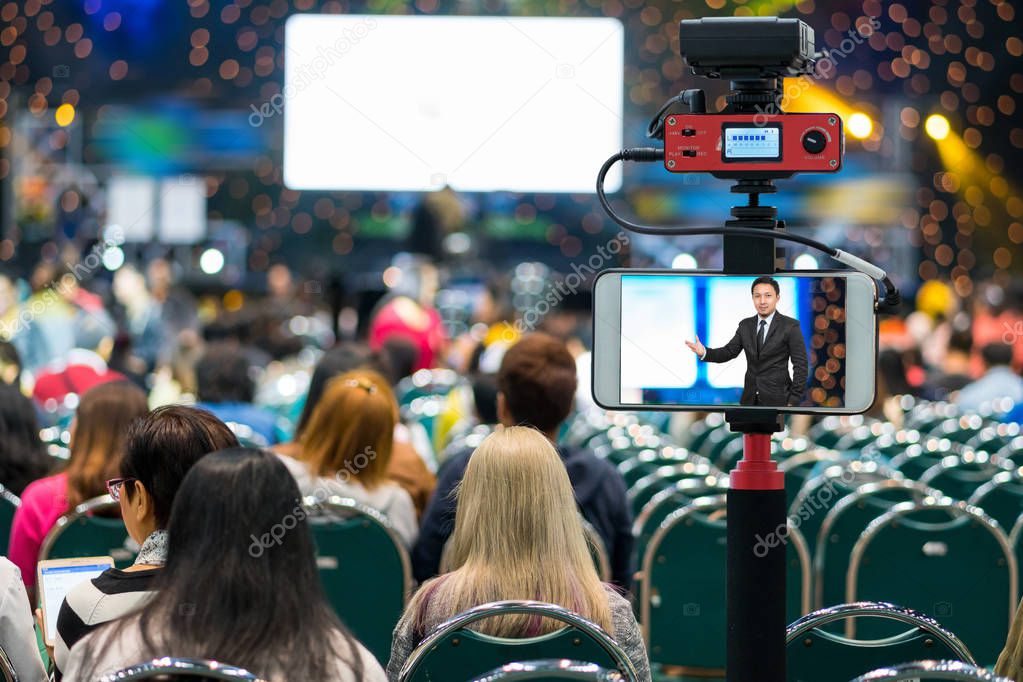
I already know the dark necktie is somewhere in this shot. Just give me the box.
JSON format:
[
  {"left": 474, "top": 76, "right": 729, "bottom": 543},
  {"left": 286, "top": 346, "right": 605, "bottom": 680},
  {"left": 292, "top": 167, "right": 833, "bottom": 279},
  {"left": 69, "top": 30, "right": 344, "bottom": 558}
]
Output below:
[{"left": 757, "top": 319, "right": 767, "bottom": 353}]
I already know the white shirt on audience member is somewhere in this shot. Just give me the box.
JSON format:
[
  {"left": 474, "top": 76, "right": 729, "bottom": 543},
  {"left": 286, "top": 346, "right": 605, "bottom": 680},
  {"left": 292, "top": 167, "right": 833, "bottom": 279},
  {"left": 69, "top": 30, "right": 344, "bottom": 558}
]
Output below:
[
  {"left": 0, "top": 558, "right": 48, "bottom": 682},
  {"left": 276, "top": 452, "right": 419, "bottom": 548}
]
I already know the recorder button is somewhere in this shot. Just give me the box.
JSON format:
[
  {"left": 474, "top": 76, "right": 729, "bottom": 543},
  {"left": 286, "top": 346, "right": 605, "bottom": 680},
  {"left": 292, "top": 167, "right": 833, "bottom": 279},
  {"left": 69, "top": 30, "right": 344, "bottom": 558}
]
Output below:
[{"left": 802, "top": 130, "right": 827, "bottom": 154}]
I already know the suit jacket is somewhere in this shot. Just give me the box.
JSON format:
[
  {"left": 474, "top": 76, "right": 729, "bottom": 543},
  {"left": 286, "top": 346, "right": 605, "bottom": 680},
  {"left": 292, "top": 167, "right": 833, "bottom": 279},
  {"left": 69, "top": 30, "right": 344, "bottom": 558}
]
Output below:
[{"left": 702, "top": 312, "right": 809, "bottom": 406}]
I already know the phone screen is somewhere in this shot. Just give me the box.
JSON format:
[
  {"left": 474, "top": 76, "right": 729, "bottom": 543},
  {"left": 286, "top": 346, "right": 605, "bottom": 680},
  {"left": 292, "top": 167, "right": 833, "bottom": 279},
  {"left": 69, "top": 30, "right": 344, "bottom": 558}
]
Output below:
[
  {"left": 618, "top": 274, "right": 849, "bottom": 408},
  {"left": 39, "top": 559, "right": 113, "bottom": 643}
]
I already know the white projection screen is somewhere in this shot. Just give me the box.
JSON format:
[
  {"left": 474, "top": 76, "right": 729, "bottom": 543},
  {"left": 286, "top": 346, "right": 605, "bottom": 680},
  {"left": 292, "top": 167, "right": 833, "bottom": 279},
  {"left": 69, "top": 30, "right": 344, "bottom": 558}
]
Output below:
[{"left": 283, "top": 14, "right": 623, "bottom": 193}]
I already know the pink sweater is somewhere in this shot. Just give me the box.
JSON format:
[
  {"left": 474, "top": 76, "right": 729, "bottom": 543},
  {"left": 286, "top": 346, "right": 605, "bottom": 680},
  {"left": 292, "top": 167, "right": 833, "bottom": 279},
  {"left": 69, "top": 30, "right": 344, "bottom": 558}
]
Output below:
[{"left": 8, "top": 473, "right": 70, "bottom": 589}]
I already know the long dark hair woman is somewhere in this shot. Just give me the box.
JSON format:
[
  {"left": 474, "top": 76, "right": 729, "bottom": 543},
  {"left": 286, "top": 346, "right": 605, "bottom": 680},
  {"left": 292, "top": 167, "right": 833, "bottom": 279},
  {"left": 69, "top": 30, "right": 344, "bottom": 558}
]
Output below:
[
  {"left": 62, "top": 448, "right": 385, "bottom": 682},
  {"left": 0, "top": 383, "right": 51, "bottom": 496}
]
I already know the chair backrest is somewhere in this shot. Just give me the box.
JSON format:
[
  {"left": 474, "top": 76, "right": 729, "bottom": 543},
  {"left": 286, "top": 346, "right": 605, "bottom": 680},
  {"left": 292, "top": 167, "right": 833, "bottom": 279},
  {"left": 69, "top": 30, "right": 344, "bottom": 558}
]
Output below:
[
  {"left": 789, "top": 461, "right": 901, "bottom": 562},
  {"left": 0, "top": 644, "right": 16, "bottom": 682},
  {"left": 616, "top": 449, "right": 705, "bottom": 488},
  {"left": 471, "top": 659, "right": 624, "bottom": 681},
  {"left": 814, "top": 480, "right": 940, "bottom": 609},
  {"left": 846, "top": 501, "right": 1016, "bottom": 664},
  {"left": 398, "top": 601, "right": 638, "bottom": 682},
  {"left": 39, "top": 495, "right": 137, "bottom": 566},
  {"left": 223, "top": 421, "right": 270, "bottom": 448},
  {"left": 779, "top": 449, "right": 842, "bottom": 507},
  {"left": 626, "top": 462, "right": 719, "bottom": 515},
  {"left": 305, "top": 496, "right": 412, "bottom": 665},
  {"left": 0, "top": 484, "right": 18, "bottom": 558},
  {"left": 920, "top": 453, "right": 1014, "bottom": 502},
  {"left": 97, "top": 657, "right": 266, "bottom": 681},
  {"left": 580, "top": 519, "right": 611, "bottom": 582},
  {"left": 786, "top": 601, "right": 976, "bottom": 682},
  {"left": 968, "top": 469, "right": 1023, "bottom": 530},
  {"left": 631, "top": 476, "right": 729, "bottom": 565},
  {"left": 640, "top": 495, "right": 811, "bottom": 669},
  {"left": 890, "top": 439, "right": 957, "bottom": 480},
  {"left": 849, "top": 660, "right": 1012, "bottom": 681}
]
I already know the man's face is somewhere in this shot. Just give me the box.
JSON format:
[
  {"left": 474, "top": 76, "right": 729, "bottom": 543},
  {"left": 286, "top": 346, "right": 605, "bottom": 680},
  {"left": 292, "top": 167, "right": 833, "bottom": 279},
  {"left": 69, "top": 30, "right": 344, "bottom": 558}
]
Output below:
[{"left": 752, "top": 283, "right": 778, "bottom": 317}]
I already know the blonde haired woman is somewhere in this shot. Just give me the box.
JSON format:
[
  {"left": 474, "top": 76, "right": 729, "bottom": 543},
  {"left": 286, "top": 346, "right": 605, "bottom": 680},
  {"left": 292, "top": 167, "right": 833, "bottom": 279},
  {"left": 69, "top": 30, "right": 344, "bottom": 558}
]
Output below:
[{"left": 386, "top": 426, "right": 650, "bottom": 681}]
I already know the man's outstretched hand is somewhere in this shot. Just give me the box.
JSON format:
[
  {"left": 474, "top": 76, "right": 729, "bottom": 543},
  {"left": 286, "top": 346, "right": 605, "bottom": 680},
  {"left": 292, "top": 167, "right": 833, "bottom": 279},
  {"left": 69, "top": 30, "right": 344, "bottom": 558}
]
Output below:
[{"left": 685, "top": 337, "right": 706, "bottom": 357}]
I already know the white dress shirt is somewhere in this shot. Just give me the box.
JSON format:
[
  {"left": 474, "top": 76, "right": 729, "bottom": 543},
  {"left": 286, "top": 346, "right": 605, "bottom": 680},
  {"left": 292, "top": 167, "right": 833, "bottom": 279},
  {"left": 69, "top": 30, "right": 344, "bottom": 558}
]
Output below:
[
  {"left": 0, "top": 558, "right": 48, "bottom": 682},
  {"left": 756, "top": 311, "right": 776, "bottom": 345}
]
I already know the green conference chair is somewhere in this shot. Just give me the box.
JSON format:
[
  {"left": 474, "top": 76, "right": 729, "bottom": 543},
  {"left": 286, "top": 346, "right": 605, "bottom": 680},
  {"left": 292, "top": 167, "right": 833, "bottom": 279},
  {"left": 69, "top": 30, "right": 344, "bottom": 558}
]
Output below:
[
  {"left": 702, "top": 429, "right": 743, "bottom": 463},
  {"left": 472, "top": 660, "right": 625, "bottom": 681},
  {"left": 683, "top": 413, "right": 727, "bottom": 454},
  {"left": 845, "top": 501, "right": 1015, "bottom": 665},
  {"left": 395, "top": 368, "right": 463, "bottom": 407},
  {"left": 306, "top": 496, "right": 412, "bottom": 666},
  {"left": 861, "top": 430, "right": 923, "bottom": 461},
  {"left": 849, "top": 660, "right": 1011, "bottom": 681},
  {"left": 0, "top": 484, "right": 18, "bottom": 558},
  {"left": 97, "top": 658, "right": 265, "bottom": 681},
  {"left": 626, "top": 463, "right": 720, "bottom": 516},
  {"left": 1008, "top": 511, "right": 1023, "bottom": 597},
  {"left": 919, "top": 452, "right": 1015, "bottom": 502},
  {"left": 833, "top": 424, "right": 896, "bottom": 453},
  {"left": 640, "top": 495, "right": 811, "bottom": 671},
  {"left": 889, "top": 439, "right": 958, "bottom": 481},
  {"left": 39, "top": 495, "right": 136, "bottom": 568},
  {"left": 397, "top": 601, "right": 639, "bottom": 682},
  {"left": 905, "top": 402, "right": 959, "bottom": 434},
  {"left": 996, "top": 436, "right": 1023, "bottom": 463},
  {"left": 581, "top": 519, "right": 611, "bottom": 583},
  {"left": 926, "top": 415, "right": 989, "bottom": 446},
  {"left": 616, "top": 448, "right": 702, "bottom": 488},
  {"left": 813, "top": 480, "right": 940, "bottom": 610},
  {"left": 968, "top": 468, "right": 1023, "bottom": 531},
  {"left": 809, "top": 415, "right": 878, "bottom": 450},
  {"left": 786, "top": 602, "right": 976, "bottom": 682},
  {"left": 966, "top": 423, "right": 1021, "bottom": 454},
  {"left": 631, "top": 476, "right": 729, "bottom": 566},
  {"left": 789, "top": 461, "right": 900, "bottom": 563},
  {"left": 779, "top": 448, "right": 843, "bottom": 508}
]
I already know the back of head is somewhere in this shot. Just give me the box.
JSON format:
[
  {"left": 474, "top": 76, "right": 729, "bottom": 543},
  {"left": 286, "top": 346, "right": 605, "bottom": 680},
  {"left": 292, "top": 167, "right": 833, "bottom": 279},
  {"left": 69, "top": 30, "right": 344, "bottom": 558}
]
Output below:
[
  {"left": 982, "top": 342, "right": 1014, "bottom": 369},
  {"left": 195, "top": 343, "right": 253, "bottom": 404},
  {"left": 120, "top": 406, "right": 240, "bottom": 528},
  {"left": 85, "top": 448, "right": 360, "bottom": 681},
  {"left": 0, "top": 383, "right": 48, "bottom": 495},
  {"left": 294, "top": 343, "right": 390, "bottom": 438},
  {"left": 497, "top": 333, "right": 577, "bottom": 433},
  {"left": 947, "top": 328, "right": 973, "bottom": 356},
  {"left": 67, "top": 381, "right": 149, "bottom": 508},
  {"left": 435, "top": 426, "right": 609, "bottom": 636},
  {"left": 299, "top": 369, "right": 397, "bottom": 487}
]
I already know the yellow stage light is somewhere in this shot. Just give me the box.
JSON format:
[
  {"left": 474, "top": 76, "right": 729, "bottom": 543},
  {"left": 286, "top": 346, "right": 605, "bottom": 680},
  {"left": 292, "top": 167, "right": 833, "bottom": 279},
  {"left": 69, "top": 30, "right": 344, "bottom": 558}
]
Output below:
[
  {"left": 925, "top": 114, "right": 950, "bottom": 141},
  {"left": 848, "top": 112, "right": 873, "bottom": 139}
]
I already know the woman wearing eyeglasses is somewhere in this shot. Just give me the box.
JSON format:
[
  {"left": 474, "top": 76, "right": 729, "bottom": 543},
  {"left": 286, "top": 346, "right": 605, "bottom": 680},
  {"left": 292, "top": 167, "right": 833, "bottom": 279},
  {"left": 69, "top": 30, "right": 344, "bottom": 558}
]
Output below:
[
  {"left": 277, "top": 369, "right": 419, "bottom": 548},
  {"left": 50, "top": 406, "right": 238, "bottom": 680}
]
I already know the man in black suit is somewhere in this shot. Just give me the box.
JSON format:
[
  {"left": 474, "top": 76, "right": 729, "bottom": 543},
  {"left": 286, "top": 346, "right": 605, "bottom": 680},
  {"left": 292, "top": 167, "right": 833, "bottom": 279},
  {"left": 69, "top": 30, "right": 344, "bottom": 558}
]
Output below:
[{"left": 685, "top": 276, "right": 808, "bottom": 407}]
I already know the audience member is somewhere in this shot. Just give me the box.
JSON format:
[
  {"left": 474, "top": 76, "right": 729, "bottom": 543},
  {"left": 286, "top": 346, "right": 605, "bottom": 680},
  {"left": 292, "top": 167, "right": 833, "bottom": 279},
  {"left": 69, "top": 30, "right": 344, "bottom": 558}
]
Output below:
[
  {"left": 387, "top": 427, "right": 650, "bottom": 682},
  {"left": 52, "top": 406, "right": 239, "bottom": 678},
  {"left": 277, "top": 344, "right": 435, "bottom": 517},
  {"left": 279, "top": 370, "right": 418, "bottom": 547},
  {"left": 8, "top": 381, "right": 149, "bottom": 592},
  {"left": 62, "top": 448, "right": 386, "bottom": 682},
  {"left": 194, "top": 343, "right": 278, "bottom": 445},
  {"left": 0, "top": 557, "right": 47, "bottom": 682},
  {"left": 922, "top": 328, "right": 974, "bottom": 400},
  {"left": 0, "top": 383, "right": 51, "bottom": 496},
  {"left": 412, "top": 333, "right": 634, "bottom": 589},
  {"left": 0, "top": 340, "right": 21, "bottom": 386},
  {"left": 955, "top": 343, "right": 1023, "bottom": 412}
]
